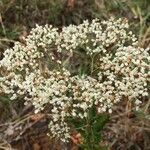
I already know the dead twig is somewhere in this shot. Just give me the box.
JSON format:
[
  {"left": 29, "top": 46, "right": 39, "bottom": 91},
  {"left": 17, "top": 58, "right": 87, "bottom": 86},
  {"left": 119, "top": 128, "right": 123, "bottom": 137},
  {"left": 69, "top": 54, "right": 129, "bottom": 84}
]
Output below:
[
  {"left": 0, "top": 13, "right": 6, "bottom": 36},
  {"left": 0, "top": 38, "right": 16, "bottom": 43}
]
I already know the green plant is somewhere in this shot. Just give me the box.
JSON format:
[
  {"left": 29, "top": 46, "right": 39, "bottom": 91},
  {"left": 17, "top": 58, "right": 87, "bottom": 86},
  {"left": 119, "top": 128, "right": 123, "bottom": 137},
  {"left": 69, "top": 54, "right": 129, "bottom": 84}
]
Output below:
[
  {"left": 69, "top": 105, "right": 109, "bottom": 149},
  {"left": 0, "top": 18, "right": 149, "bottom": 149}
]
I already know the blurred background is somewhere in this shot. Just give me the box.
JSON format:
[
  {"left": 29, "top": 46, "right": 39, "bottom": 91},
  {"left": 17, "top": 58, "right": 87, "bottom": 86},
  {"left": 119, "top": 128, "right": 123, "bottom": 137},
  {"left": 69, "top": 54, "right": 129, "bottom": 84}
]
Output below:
[{"left": 0, "top": 0, "right": 150, "bottom": 150}]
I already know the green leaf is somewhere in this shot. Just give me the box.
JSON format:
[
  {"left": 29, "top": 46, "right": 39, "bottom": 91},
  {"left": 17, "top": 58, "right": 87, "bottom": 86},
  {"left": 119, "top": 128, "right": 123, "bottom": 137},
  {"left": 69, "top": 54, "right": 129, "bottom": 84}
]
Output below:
[
  {"left": 68, "top": 116, "right": 86, "bottom": 130},
  {"left": 88, "top": 105, "right": 97, "bottom": 121},
  {"left": 93, "top": 114, "right": 109, "bottom": 132}
]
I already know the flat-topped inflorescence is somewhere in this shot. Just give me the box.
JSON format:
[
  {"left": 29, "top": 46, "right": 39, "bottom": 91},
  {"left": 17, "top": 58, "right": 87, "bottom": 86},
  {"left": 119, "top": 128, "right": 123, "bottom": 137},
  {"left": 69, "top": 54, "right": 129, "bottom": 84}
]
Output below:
[{"left": 0, "top": 18, "right": 149, "bottom": 142}]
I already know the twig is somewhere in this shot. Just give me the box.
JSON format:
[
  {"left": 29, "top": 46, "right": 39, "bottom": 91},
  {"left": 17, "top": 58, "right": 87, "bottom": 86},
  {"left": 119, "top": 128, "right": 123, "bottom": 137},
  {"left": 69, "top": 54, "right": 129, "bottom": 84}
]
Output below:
[
  {"left": 0, "top": 139, "right": 13, "bottom": 150},
  {"left": 0, "top": 114, "right": 31, "bottom": 128},
  {"left": 0, "top": 38, "right": 16, "bottom": 43},
  {"left": 111, "top": 109, "right": 133, "bottom": 119},
  {"left": 0, "top": 13, "right": 6, "bottom": 36}
]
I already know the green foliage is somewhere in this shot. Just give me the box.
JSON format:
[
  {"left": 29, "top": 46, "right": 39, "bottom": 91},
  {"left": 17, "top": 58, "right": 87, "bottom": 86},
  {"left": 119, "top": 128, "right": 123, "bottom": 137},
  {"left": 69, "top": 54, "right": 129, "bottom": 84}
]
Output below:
[
  {"left": 0, "top": 95, "right": 10, "bottom": 105},
  {"left": 69, "top": 105, "right": 109, "bottom": 150}
]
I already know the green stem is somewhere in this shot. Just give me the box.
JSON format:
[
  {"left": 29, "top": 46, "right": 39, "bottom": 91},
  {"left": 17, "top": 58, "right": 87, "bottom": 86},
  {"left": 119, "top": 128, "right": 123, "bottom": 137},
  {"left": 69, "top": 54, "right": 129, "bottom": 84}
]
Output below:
[
  {"left": 85, "top": 111, "right": 94, "bottom": 150},
  {"left": 90, "top": 55, "right": 95, "bottom": 75}
]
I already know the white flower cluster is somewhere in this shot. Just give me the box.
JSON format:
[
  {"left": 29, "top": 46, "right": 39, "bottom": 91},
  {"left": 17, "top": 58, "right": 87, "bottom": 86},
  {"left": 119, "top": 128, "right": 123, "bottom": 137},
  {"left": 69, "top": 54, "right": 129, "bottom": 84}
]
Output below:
[
  {"left": 0, "top": 18, "right": 149, "bottom": 142},
  {"left": 57, "top": 18, "right": 138, "bottom": 55}
]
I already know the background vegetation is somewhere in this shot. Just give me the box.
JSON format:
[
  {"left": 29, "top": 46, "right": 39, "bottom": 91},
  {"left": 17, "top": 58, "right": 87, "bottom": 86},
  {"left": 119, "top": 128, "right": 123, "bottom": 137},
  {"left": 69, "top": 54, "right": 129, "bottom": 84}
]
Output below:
[{"left": 0, "top": 0, "right": 150, "bottom": 149}]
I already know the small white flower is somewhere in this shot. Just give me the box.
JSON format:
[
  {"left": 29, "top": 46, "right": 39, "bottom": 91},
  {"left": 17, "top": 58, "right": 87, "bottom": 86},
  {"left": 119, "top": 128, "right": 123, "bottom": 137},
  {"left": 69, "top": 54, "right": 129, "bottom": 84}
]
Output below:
[{"left": 0, "top": 18, "right": 149, "bottom": 142}]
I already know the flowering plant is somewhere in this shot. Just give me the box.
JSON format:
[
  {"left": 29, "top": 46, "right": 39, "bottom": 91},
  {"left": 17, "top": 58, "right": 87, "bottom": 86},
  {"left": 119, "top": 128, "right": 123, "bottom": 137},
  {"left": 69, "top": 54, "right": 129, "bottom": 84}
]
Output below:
[{"left": 0, "top": 18, "right": 149, "bottom": 148}]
